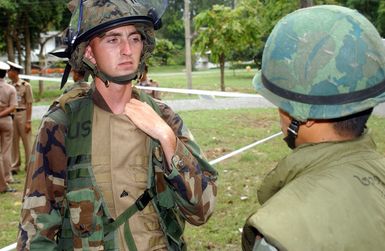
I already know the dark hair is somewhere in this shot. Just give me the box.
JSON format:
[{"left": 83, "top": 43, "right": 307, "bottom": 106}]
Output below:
[
  {"left": 332, "top": 108, "right": 373, "bottom": 137},
  {"left": 143, "top": 63, "right": 148, "bottom": 73},
  {"left": 0, "top": 70, "right": 6, "bottom": 78},
  {"left": 74, "top": 69, "right": 86, "bottom": 76},
  {"left": 10, "top": 67, "right": 21, "bottom": 74}
]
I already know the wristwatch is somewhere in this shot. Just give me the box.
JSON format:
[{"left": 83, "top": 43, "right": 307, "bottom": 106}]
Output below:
[{"left": 171, "top": 154, "right": 184, "bottom": 169}]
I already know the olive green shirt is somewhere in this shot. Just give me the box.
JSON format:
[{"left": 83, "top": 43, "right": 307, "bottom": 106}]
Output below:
[{"left": 243, "top": 132, "right": 385, "bottom": 251}]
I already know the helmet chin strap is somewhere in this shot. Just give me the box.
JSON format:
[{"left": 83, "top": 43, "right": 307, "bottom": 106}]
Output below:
[
  {"left": 83, "top": 57, "right": 140, "bottom": 86},
  {"left": 283, "top": 119, "right": 302, "bottom": 149}
]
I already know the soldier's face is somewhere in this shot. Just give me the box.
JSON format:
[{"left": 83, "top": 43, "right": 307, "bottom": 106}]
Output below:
[
  {"left": 84, "top": 25, "right": 143, "bottom": 78},
  {"left": 7, "top": 69, "right": 17, "bottom": 80}
]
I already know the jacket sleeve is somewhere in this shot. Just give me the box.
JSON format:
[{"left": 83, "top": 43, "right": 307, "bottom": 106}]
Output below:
[
  {"left": 17, "top": 109, "right": 67, "bottom": 251},
  {"left": 157, "top": 101, "right": 218, "bottom": 226}
]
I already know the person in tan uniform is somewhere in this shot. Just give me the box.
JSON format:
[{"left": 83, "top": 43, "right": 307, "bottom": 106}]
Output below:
[
  {"left": 0, "top": 61, "right": 17, "bottom": 193},
  {"left": 137, "top": 63, "right": 161, "bottom": 99},
  {"left": 7, "top": 61, "right": 33, "bottom": 174}
]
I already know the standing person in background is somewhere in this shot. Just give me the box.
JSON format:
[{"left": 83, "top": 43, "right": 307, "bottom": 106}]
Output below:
[
  {"left": 138, "top": 63, "right": 161, "bottom": 99},
  {"left": 17, "top": 1, "right": 217, "bottom": 250},
  {"left": 0, "top": 61, "right": 17, "bottom": 193},
  {"left": 242, "top": 5, "right": 385, "bottom": 251},
  {"left": 63, "top": 68, "right": 90, "bottom": 94},
  {"left": 7, "top": 61, "right": 33, "bottom": 175}
]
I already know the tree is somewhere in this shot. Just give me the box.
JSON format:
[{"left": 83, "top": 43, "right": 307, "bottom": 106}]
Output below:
[
  {"left": 0, "top": 1, "right": 17, "bottom": 61},
  {"left": 159, "top": 0, "right": 235, "bottom": 47},
  {"left": 337, "top": 0, "right": 385, "bottom": 37},
  {"left": 300, "top": 0, "right": 314, "bottom": 7},
  {"left": 1, "top": 0, "right": 68, "bottom": 75},
  {"left": 152, "top": 39, "right": 176, "bottom": 65},
  {"left": 193, "top": 5, "right": 244, "bottom": 91}
]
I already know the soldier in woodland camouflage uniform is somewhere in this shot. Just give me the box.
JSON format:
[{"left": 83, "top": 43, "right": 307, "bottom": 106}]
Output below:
[
  {"left": 17, "top": 1, "right": 217, "bottom": 250},
  {"left": 63, "top": 69, "right": 90, "bottom": 94},
  {"left": 137, "top": 64, "right": 161, "bottom": 100},
  {"left": 242, "top": 5, "right": 385, "bottom": 251}
]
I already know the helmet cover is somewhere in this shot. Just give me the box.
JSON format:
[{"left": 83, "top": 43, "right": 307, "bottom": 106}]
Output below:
[{"left": 253, "top": 5, "right": 385, "bottom": 121}]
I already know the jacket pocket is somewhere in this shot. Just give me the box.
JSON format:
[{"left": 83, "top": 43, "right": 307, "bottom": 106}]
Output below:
[{"left": 66, "top": 187, "right": 102, "bottom": 238}]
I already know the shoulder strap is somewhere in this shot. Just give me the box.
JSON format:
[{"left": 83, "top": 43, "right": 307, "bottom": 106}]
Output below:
[{"left": 58, "top": 86, "right": 90, "bottom": 111}]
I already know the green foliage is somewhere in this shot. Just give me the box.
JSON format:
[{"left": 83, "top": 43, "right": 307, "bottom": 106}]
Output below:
[
  {"left": 158, "top": 0, "right": 235, "bottom": 47},
  {"left": 338, "top": 0, "right": 385, "bottom": 36},
  {"left": 193, "top": 4, "right": 245, "bottom": 90},
  {"left": 377, "top": 1, "right": 385, "bottom": 35},
  {"left": 1, "top": 0, "right": 68, "bottom": 61},
  {"left": 152, "top": 38, "right": 177, "bottom": 65},
  {"left": 193, "top": 5, "right": 242, "bottom": 64}
]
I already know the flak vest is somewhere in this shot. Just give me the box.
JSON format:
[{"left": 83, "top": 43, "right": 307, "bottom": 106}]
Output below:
[{"left": 55, "top": 89, "right": 186, "bottom": 251}]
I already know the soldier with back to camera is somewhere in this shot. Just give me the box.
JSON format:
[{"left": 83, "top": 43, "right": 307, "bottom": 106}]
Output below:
[
  {"left": 7, "top": 61, "right": 33, "bottom": 175},
  {"left": 0, "top": 61, "right": 17, "bottom": 193},
  {"left": 242, "top": 5, "right": 385, "bottom": 251}
]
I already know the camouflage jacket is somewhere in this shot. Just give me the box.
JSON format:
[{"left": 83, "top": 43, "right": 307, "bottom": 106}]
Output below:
[{"left": 17, "top": 87, "right": 218, "bottom": 251}]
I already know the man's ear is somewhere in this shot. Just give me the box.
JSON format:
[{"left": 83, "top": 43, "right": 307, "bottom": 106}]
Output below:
[
  {"left": 304, "top": 120, "right": 316, "bottom": 128},
  {"left": 84, "top": 45, "right": 96, "bottom": 65}
]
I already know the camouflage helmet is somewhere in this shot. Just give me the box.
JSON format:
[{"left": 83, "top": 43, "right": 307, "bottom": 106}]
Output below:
[
  {"left": 56, "top": 0, "right": 167, "bottom": 88},
  {"left": 253, "top": 5, "right": 385, "bottom": 122}
]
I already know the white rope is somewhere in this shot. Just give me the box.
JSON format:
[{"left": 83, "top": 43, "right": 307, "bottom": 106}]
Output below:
[
  {"left": 138, "top": 86, "right": 261, "bottom": 98},
  {"left": 19, "top": 74, "right": 261, "bottom": 98},
  {"left": 0, "top": 243, "right": 16, "bottom": 251},
  {"left": 209, "top": 132, "right": 283, "bottom": 165},
  {"left": 20, "top": 74, "right": 74, "bottom": 83}
]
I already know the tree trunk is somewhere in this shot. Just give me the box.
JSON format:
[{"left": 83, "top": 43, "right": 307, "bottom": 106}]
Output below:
[
  {"left": 15, "top": 31, "right": 22, "bottom": 65},
  {"left": 300, "top": 0, "right": 313, "bottom": 8},
  {"left": 24, "top": 17, "right": 32, "bottom": 75},
  {"left": 184, "top": 0, "right": 193, "bottom": 90},
  {"left": 6, "top": 27, "right": 15, "bottom": 62},
  {"left": 219, "top": 53, "right": 225, "bottom": 91},
  {"left": 38, "top": 52, "right": 45, "bottom": 97}
]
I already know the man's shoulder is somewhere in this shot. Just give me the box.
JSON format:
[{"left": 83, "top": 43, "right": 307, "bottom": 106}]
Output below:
[
  {"left": 21, "top": 79, "right": 31, "bottom": 86},
  {"left": 61, "top": 85, "right": 91, "bottom": 104},
  {"left": 6, "top": 82, "right": 17, "bottom": 92},
  {"left": 149, "top": 79, "right": 159, "bottom": 86},
  {"left": 43, "top": 104, "right": 69, "bottom": 127}
]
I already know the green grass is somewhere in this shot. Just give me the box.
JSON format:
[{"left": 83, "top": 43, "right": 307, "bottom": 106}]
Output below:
[{"left": 1, "top": 109, "right": 385, "bottom": 250}]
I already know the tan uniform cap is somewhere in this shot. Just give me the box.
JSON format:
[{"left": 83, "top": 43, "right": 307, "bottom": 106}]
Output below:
[
  {"left": 0, "top": 61, "right": 10, "bottom": 71},
  {"left": 6, "top": 61, "right": 23, "bottom": 70}
]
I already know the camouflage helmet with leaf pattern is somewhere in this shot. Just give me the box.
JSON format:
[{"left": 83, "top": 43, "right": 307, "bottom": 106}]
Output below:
[
  {"left": 55, "top": 0, "right": 167, "bottom": 88},
  {"left": 253, "top": 5, "right": 385, "bottom": 121}
]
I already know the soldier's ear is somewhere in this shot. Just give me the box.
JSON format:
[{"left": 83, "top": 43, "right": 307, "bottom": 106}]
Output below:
[
  {"left": 84, "top": 44, "right": 96, "bottom": 65},
  {"left": 304, "top": 120, "right": 315, "bottom": 128}
]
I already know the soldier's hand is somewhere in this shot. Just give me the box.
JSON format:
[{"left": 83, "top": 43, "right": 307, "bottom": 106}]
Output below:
[
  {"left": 123, "top": 99, "right": 173, "bottom": 141},
  {"left": 123, "top": 99, "right": 176, "bottom": 164}
]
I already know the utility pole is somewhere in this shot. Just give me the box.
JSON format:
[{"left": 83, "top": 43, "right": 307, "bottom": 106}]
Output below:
[
  {"left": 300, "top": 0, "right": 313, "bottom": 8},
  {"left": 184, "top": 0, "right": 193, "bottom": 89}
]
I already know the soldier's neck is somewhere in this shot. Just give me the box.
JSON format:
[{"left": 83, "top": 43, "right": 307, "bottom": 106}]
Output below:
[{"left": 95, "top": 79, "right": 133, "bottom": 114}]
